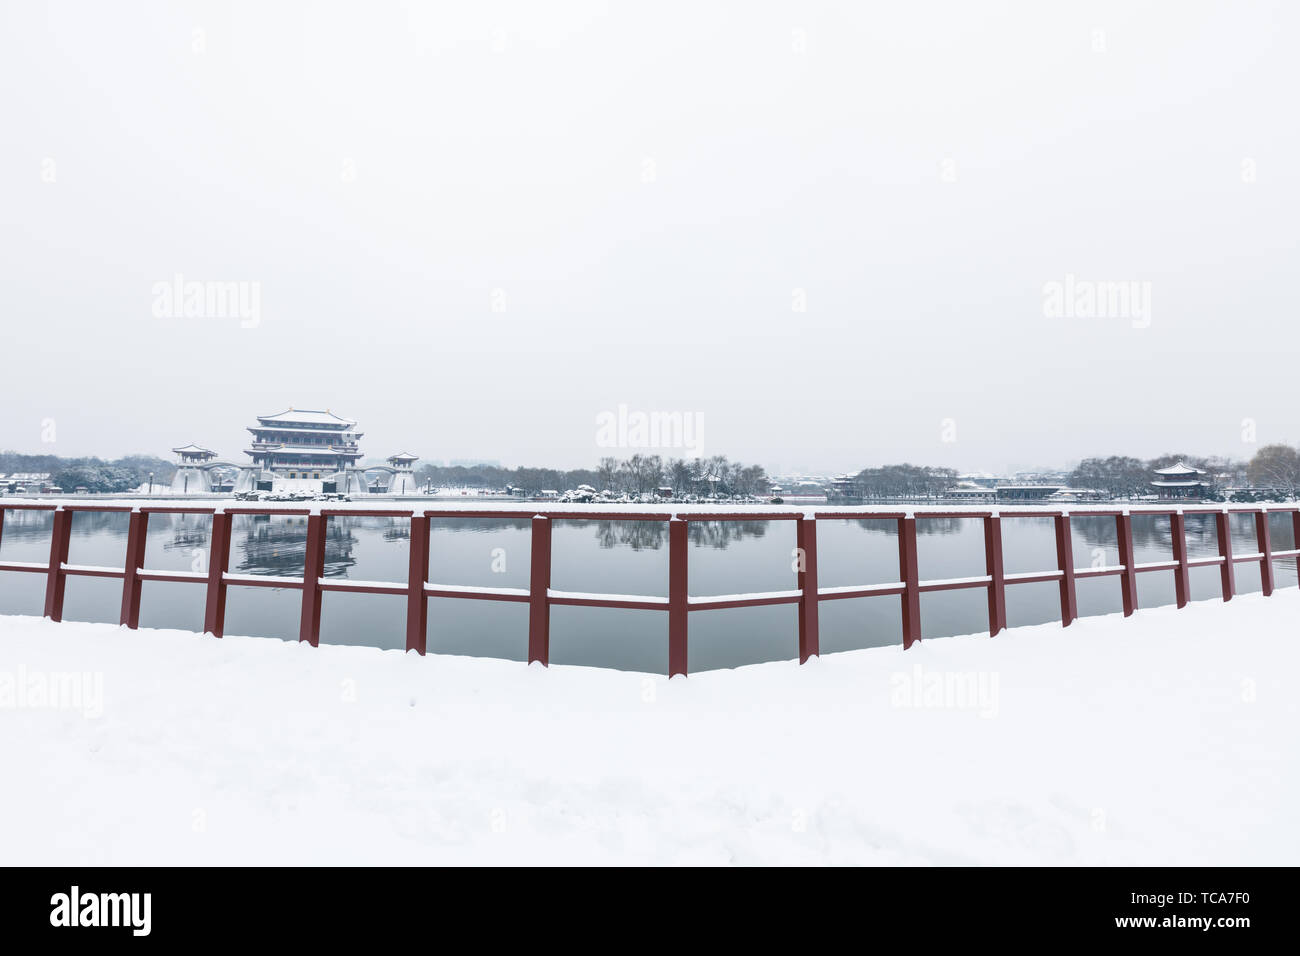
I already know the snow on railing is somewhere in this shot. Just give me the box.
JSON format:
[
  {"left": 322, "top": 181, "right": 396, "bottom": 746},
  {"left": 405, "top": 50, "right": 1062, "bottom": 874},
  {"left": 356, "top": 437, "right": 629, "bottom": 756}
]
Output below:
[{"left": 0, "top": 499, "right": 1293, "bottom": 676}]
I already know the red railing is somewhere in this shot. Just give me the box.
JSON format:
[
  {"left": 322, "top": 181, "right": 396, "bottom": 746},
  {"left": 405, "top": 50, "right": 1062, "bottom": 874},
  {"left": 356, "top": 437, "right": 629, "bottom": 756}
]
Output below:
[{"left": 1, "top": 502, "right": 1297, "bottom": 676}]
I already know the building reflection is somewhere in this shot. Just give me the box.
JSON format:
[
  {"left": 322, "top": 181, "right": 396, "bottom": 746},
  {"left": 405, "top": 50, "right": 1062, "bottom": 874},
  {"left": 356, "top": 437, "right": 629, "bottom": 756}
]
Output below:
[{"left": 233, "top": 514, "right": 357, "bottom": 577}]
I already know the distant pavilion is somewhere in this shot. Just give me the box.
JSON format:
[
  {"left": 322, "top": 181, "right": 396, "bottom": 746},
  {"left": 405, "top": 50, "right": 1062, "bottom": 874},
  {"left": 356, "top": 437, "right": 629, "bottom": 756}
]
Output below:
[
  {"left": 170, "top": 443, "right": 216, "bottom": 494},
  {"left": 1151, "top": 461, "right": 1209, "bottom": 500},
  {"left": 385, "top": 452, "right": 420, "bottom": 495}
]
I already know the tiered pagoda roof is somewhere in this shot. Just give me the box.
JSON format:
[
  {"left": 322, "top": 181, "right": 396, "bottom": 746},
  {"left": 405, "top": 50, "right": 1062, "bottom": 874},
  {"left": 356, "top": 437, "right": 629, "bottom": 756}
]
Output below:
[
  {"left": 1152, "top": 460, "right": 1208, "bottom": 488},
  {"left": 255, "top": 408, "right": 356, "bottom": 427},
  {"left": 244, "top": 408, "right": 364, "bottom": 470},
  {"left": 172, "top": 443, "right": 215, "bottom": 457}
]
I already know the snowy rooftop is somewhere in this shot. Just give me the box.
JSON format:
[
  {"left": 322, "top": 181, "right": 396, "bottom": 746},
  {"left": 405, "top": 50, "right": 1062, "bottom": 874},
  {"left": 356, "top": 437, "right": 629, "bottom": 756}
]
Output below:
[
  {"left": 1152, "top": 461, "right": 1205, "bottom": 476},
  {"left": 257, "top": 408, "right": 356, "bottom": 426}
]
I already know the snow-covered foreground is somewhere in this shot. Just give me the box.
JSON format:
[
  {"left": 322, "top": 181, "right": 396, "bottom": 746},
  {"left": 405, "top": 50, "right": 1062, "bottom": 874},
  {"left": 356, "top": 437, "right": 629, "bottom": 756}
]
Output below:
[{"left": 1, "top": 593, "right": 1296, "bottom": 865}]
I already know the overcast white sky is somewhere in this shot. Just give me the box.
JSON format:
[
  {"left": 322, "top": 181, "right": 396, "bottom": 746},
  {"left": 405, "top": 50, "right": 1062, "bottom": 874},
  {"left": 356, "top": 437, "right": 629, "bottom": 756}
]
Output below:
[{"left": 2, "top": 1, "right": 1297, "bottom": 474}]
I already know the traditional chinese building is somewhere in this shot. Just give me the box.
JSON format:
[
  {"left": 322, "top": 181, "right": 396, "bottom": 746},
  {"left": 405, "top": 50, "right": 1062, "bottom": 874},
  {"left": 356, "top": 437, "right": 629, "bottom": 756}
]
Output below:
[
  {"left": 241, "top": 408, "right": 368, "bottom": 495},
  {"left": 385, "top": 452, "right": 420, "bottom": 495},
  {"left": 1151, "top": 461, "right": 1209, "bottom": 500},
  {"left": 994, "top": 484, "right": 1063, "bottom": 501},
  {"left": 170, "top": 443, "right": 216, "bottom": 494}
]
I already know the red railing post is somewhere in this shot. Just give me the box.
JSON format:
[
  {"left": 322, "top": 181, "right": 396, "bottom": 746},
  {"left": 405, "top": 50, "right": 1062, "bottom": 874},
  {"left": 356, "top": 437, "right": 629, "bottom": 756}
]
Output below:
[
  {"left": 983, "top": 514, "right": 1006, "bottom": 636},
  {"left": 528, "top": 515, "right": 551, "bottom": 665},
  {"left": 1255, "top": 510, "right": 1274, "bottom": 597},
  {"left": 203, "top": 511, "right": 233, "bottom": 637},
  {"left": 1294, "top": 511, "right": 1300, "bottom": 589},
  {"left": 1215, "top": 511, "right": 1235, "bottom": 602},
  {"left": 1116, "top": 512, "right": 1137, "bottom": 617},
  {"left": 1054, "top": 513, "right": 1077, "bottom": 626},
  {"left": 668, "top": 517, "right": 688, "bottom": 677},
  {"left": 0, "top": 508, "right": 5, "bottom": 557},
  {"left": 119, "top": 510, "right": 149, "bottom": 628},
  {"left": 898, "top": 515, "right": 921, "bottom": 649},
  {"left": 1170, "top": 511, "right": 1190, "bottom": 608},
  {"left": 796, "top": 517, "right": 819, "bottom": 663},
  {"left": 298, "top": 513, "right": 326, "bottom": 646},
  {"left": 43, "top": 507, "right": 72, "bottom": 621},
  {"left": 406, "top": 514, "right": 429, "bottom": 654}
]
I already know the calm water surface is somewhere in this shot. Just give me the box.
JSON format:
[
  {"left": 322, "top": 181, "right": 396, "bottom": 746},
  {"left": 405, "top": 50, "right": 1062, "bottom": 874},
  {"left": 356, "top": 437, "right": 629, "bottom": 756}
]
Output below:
[{"left": 1, "top": 509, "right": 1290, "bottom": 673}]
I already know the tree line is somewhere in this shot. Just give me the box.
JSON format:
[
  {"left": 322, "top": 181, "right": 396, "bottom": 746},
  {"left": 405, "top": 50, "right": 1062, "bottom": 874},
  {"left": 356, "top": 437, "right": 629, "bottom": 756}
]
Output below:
[
  {"left": 12, "top": 443, "right": 1300, "bottom": 500},
  {"left": 414, "top": 454, "right": 769, "bottom": 497},
  {"left": 1, "top": 451, "right": 175, "bottom": 494},
  {"left": 1068, "top": 446, "right": 1300, "bottom": 499},
  {"left": 846, "top": 464, "right": 960, "bottom": 498}
]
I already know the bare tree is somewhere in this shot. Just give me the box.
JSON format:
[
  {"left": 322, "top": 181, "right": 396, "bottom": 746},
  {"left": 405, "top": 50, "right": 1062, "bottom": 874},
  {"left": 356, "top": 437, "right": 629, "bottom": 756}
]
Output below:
[
  {"left": 597, "top": 456, "right": 618, "bottom": 493},
  {"left": 1248, "top": 444, "right": 1300, "bottom": 498}
]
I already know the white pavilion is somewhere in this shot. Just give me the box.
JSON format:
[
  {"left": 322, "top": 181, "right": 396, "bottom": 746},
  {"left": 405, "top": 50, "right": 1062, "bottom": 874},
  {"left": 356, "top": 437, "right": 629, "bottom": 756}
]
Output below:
[
  {"left": 385, "top": 452, "right": 420, "bottom": 495},
  {"left": 170, "top": 443, "right": 216, "bottom": 494}
]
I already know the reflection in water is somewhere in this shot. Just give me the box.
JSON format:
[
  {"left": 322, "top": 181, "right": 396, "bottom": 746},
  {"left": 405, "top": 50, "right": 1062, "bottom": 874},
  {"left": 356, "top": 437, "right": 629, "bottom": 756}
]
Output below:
[
  {"left": 1055, "top": 513, "right": 1215, "bottom": 556},
  {"left": 562, "top": 519, "right": 776, "bottom": 551},
  {"left": 1181, "top": 514, "right": 1220, "bottom": 553},
  {"left": 234, "top": 515, "right": 357, "bottom": 578},
  {"left": 585, "top": 520, "right": 666, "bottom": 551},
  {"left": 689, "top": 521, "right": 769, "bottom": 548},
  {"left": 432, "top": 517, "right": 532, "bottom": 534},
  {"left": 0, "top": 508, "right": 59, "bottom": 540},
  {"left": 846, "top": 517, "right": 957, "bottom": 536},
  {"left": 162, "top": 526, "right": 209, "bottom": 552}
]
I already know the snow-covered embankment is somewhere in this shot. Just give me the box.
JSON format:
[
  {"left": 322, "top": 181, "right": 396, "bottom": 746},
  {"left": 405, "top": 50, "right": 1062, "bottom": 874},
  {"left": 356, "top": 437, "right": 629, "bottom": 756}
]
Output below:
[{"left": 1, "top": 592, "right": 1296, "bottom": 865}]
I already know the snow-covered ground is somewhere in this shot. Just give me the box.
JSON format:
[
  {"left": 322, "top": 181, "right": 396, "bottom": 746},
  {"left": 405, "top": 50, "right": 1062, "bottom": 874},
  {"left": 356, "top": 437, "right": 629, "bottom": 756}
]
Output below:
[{"left": 1, "top": 592, "right": 1296, "bottom": 865}]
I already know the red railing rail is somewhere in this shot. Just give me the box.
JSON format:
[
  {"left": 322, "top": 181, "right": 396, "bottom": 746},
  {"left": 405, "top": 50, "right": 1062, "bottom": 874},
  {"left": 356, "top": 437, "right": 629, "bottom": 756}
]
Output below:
[{"left": 1, "top": 501, "right": 1297, "bottom": 677}]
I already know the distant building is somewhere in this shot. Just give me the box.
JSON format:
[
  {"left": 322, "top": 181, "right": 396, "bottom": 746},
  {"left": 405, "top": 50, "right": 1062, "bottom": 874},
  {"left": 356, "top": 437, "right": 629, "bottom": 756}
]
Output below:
[
  {"left": 945, "top": 482, "right": 996, "bottom": 501},
  {"left": 1151, "top": 461, "right": 1209, "bottom": 500},
  {"left": 170, "top": 444, "right": 216, "bottom": 494},
  {"left": 1048, "top": 487, "right": 1109, "bottom": 502},
  {"left": 828, "top": 474, "right": 861, "bottom": 501},
  {"left": 385, "top": 452, "right": 420, "bottom": 495},
  {"left": 241, "top": 408, "right": 367, "bottom": 495},
  {"left": 995, "top": 484, "right": 1063, "bottom": 501},
  {"left": 0, "top": 473, "right": 55, "bottom": 494}
]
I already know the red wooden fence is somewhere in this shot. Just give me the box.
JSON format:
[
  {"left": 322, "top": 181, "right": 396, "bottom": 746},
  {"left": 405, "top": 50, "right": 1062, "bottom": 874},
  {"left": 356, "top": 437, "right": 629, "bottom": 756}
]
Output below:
[{"left": 1, "top": 502, "right": 1297, "bottom": 677}]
